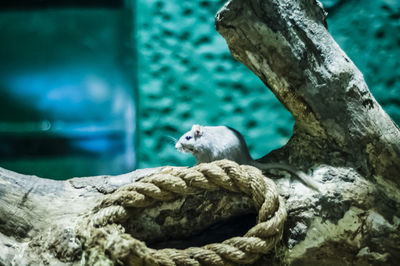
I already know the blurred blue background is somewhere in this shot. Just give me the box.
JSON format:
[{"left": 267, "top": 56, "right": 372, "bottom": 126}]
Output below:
[
  {"left": 0, "top": 0, "right": 398, "bottom": 179},
  {"left": 0, "top": 1, "right": 136, "bottom": 179}
]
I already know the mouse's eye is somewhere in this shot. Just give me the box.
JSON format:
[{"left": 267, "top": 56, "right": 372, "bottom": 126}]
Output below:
[{"left": 185, "top": 136, "right": 192, "bottom": 141}]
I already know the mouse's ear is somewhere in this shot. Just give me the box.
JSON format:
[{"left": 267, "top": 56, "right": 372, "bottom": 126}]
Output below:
[{"left": 192, "top": 125, "right": 203, "bottom": 138}]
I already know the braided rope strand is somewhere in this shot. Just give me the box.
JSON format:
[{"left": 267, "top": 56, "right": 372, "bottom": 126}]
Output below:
[{"left": 78, "top": 160, "right": 287, "bottom": 265}]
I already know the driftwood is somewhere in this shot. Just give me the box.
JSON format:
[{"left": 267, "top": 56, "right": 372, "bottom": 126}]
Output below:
[
  {"left": 215, "top": 0, "right": 400, "bottom": 264},
  {"left": 1, "top": 0, "right": 400, "bottom": 265}
]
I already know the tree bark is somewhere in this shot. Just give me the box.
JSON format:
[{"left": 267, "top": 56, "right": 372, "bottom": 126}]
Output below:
[
  {"left": 0, "top": 167, "right": 162, "bottom": 265},
  {"left": 0, "top": 165, "right": 259, "bottom": 265},
  {"left": 216, "top": 0, "right": 400, "bottom": 187},
  {"left": 215, "top": 0, "right": 400, "bottom": 265},
  {"left": 1, "top": 0, "right": 400, "bottom": 265}
]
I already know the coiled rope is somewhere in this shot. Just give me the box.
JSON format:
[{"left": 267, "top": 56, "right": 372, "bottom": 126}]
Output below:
[{"left": 78, "top": 160, "right": 287, "bottom": 265}]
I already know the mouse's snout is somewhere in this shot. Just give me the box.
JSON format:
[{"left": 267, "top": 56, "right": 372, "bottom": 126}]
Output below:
[
  {"left": 175, "top": 141, "right": 181, "bottom": 150},
  {"left": 175, "top": 141, "right": 195, "bottom": 154}
]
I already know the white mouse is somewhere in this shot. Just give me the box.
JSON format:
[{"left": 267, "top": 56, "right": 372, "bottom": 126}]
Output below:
[{"left": 176, "top": 125, "right": 320, "bottom": 191}]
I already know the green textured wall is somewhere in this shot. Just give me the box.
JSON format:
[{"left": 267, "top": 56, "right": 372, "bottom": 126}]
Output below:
[
  {"left": 137, "top": 0, "right": 400, "bottom": 168},
  {"left": 137, "top": 0, "right": 294, "bottom": 168},
  {"left": 326, "top": 0, "right": 400, "bottom": 123}
]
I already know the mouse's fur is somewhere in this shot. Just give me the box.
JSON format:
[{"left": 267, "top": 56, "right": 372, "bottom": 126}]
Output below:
[{"left": 176, "top": 125, "right": 320, "bottom": 191}]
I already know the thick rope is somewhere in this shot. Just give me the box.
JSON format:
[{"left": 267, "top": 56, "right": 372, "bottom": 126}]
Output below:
[{"left": 78, "top": 160, "right": 287, "bottom": 265}]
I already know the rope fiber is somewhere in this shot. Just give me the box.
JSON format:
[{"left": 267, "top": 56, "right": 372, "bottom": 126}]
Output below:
[{"left": 78, "top": 159, "right": 287, "bottom": 265}]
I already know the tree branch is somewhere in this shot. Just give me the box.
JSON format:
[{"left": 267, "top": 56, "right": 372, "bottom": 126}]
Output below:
[
  {"left": 215, "top": 0, "right": 400, "bottom": 187},
  {"left": 1, "top": 0, "right": 399, "bottom": 265}
]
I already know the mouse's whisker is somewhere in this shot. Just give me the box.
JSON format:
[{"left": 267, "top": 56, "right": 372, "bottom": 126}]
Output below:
[{"left": 165, "top": 135, "right": 178, "bottom": 145}]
